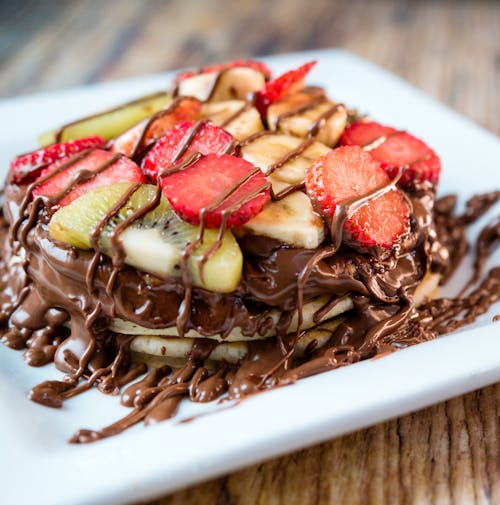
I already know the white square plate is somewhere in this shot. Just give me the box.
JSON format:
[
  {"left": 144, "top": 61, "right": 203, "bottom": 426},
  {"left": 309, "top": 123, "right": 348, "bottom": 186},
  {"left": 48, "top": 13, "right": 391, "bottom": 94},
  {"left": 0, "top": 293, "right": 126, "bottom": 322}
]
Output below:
[{"left": 0, "top": 49, "right": 499, "bottom": 505}]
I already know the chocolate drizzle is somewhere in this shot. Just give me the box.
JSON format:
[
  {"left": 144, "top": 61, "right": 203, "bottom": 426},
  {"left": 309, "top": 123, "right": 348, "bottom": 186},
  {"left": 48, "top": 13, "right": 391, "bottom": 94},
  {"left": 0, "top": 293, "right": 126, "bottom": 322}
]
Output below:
[
  {"left": 295, "top": 167, "right": 409, "bottom": 332},
  {"left": 270, "top": 86, "right": 345, "bottom": 141},
  {"left": 173, "top": 67, "right": 254, "bottom": 103},
  {"left": 265, "top": 138, "right": 315, "bottom": 176},
  {"left": 220, "top": 102, "right": 252, "bottom": 129},
  {"left": 150, "top": 119, "right": 271, "bottom": 337},
  {"left": 361, "top": 130, "right": 404, "bottom": 151},
  {"left": 10, "top": 150, "right": 93, "bottom": 246},
  {"left": 308, "top": 104, "right": 345, "bottom": 138},
  {"left": 2, "top": 178, "right": 498, "bottom": 443},
  {"left": 275, "top": 93, "right": 328, "bottom": 129}
]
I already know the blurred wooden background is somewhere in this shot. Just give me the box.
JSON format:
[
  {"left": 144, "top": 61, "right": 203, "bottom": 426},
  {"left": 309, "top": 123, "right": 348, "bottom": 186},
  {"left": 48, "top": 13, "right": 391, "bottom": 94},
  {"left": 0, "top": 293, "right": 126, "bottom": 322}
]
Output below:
[
  {"left": 1, "top": 0, "right": 499, "bottom": 135},
  {"left": 1, "top": 1, "right": 499, "bottom": 504}
]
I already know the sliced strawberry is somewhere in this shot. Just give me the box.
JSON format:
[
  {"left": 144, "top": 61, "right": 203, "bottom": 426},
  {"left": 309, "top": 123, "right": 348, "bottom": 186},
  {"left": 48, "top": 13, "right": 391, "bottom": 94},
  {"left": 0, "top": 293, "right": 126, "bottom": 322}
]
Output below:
[
  {"left": 10, "top": 136, "right": 105, "bottom": 184},
  {"left": 110, "top": 97, "right": 201, "bottom": 158},
  {"left": 142, "top": 120, "right": 235, "bottom": 181},
  {"left": 305, "top": 146, "right": 410, "bottom": 249},
  {"left": 175, "top": 59, "right": 272, "bottom": 83},
  {"left": 33, "top": 149, "right": 145, "bottom": 206},
  {"left": 341, "top": 121, "right": 441, "bottom": 186},
  {"left": 370, "top": 131, "right": 441, "bottom": 186},
  {"left": 160, "top": 153, "right": 270, "bottom": 228},
  {"left": 343, "top": 190, "right": 411, "bottom": 249},
  {"left": 340, "top": 121, "right": 396, "bottom": 148},
  {"left": 254, "top": 60, "right": 317, "bottom": 116}
]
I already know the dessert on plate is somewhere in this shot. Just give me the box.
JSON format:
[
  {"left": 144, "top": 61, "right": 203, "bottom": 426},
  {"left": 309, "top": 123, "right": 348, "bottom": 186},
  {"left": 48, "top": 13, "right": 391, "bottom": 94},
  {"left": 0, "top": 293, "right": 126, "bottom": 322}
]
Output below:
[{"left": 0, "top": 59, "right": 498, "bottom": 443}]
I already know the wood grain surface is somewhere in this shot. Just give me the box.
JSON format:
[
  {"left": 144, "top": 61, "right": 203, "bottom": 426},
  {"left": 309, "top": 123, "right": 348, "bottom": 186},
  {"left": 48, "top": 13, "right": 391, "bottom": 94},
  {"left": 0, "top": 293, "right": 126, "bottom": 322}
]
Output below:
[{"left": 1, "top": 1, "right": 499, "bottom": 504}]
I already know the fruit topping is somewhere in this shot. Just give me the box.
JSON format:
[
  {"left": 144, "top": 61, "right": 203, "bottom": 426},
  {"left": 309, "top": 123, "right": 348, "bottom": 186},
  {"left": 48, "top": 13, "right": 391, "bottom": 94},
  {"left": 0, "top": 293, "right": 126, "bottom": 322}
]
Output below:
[
  {"left": 160, "top": 153, "right": 271, "bottom": 228},
  {"left": 238, "top": 191, "right": 325, "bottom": 249},
  {"left": 240, "top": 133, "right": 330, "bottom": 190},
  {"left": 305, "top": 145, "right": 410, "bottom": 249},
  {"left": 10, "top": 136, "right": 105, "bottom": 184},
  {"left": 176, "top": 66, "right": 267, "bottom": 103},
  {"left": 33, "top": 149, "right": 145, "bottom": 206},
  {"left": 110, "top": 97, "right": 201, "bottom": 158},
  {"left": 341, "top": 121, "right": 441, "bottom": 186},
  {"left": 142, "top": 120, "right": 235, "bottom": 181},
  {"left": 254, "top": 60, "right": 317, "bottom": 116},
  {"left": 39, "top": 92, "right": 171, "bottom": 146},
  {"left": 267, "top": 88, "right": 347, "bottom": 147},
  {"left": 175, "top": 59, "right": 272, "bottom": 82},
  {"left": 201, "top": 100, "right": 264, "bottom": 140},
  {"left": 340, "top": 121, "right": 396, "bottom": 147},
  {"left": 48, "top": 183, "right": 243, "bottom": 292}
]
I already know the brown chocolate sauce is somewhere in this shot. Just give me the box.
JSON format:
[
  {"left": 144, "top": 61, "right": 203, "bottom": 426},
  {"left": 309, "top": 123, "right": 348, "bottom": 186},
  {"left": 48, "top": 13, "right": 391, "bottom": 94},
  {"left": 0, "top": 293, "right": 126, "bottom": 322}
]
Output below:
[
  {"left": 308, "top": 104, "right": 346, "bottom": 138},
  {"left": 220, "top": 102, "right": 252, "bottom": 129},
  {"left": 122, "top": 97, "right": 201, "bottom": 160},
  {"left": 265, "top": 138, "right": 315, "bottom": 176},
  {"left": 267, "top": 86, "right": 346, "bottom": 143},
  {"left": 1, "top": 78, "right": 499, "bottom": 443},
  {"left": 271, "top": 182, "right": 306, "bottom": 201},
  {"left": 361, "top": 130, "right": 404, "bottom": 151},
  {"left": 2, "top": 179, "right": 498, "bottom": 442},
  {"left": 274, "top": 92, "right": 328, "bottom": 130},
  {"left": 173, "top": 66, "right": 257, "bottom": 103}
]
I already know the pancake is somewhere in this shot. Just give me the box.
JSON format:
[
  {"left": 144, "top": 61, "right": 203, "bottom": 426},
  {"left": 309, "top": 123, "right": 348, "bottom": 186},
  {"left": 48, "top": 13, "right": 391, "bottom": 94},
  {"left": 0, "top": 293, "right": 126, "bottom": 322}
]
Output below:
[
  {"left": 126, "top": 272, "right": 441, "bottom": 364},
  {"left": 109, "top": 294, "right": 354, "bottom": 341},
  {"left": 131, "top": 317, "right": 345, "bottom": 365}
]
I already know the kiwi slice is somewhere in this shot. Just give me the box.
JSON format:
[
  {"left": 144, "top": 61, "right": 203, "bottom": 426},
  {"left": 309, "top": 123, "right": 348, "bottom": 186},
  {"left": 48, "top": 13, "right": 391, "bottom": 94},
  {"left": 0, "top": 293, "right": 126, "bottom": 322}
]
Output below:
[
  {"left": 48, "top": 183, "right": 243, "bottom": 293},
  {"left": 39, "top": 92, "right": 171, "bottom": 146}
]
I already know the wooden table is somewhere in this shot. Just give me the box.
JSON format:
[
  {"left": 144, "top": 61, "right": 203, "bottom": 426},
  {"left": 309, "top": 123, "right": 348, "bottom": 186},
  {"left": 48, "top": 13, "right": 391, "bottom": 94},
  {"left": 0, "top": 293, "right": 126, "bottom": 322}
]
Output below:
[{"left": 1, "top": 1, "right": 499, "bottom": 503}]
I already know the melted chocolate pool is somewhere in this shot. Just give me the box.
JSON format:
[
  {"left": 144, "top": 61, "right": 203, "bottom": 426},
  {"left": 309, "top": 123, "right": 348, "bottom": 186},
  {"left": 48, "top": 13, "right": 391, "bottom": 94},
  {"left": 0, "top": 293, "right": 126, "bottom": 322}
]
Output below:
[{"left": 1, "top": 176, "right": 498, "bottom": 442}]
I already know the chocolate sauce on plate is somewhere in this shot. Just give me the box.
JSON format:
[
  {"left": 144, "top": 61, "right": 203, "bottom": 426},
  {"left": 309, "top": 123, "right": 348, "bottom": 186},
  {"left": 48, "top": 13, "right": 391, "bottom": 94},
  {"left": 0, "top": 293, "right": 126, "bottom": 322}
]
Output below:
[{"left": 1, "top": 79, "right": 499, "bottom": 443}]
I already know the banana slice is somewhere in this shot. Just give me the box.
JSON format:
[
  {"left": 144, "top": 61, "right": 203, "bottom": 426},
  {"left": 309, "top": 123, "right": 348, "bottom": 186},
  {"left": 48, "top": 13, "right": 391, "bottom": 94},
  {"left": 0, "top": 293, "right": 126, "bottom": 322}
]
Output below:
[
  {"left": 176, "top": 67, "right": 266, "bottom": 102},
  {"left": 110, "top": 295, "right": 354, "bottom": 341},
  {"left": 267, "top": 89, "right": 348, "bottom": 147},
  {"left": 201, "top": 100, "right": 264, "bottom": 140},
  {"left": 241, "top": 133, "right": 331, "bottom": 189},
  {"left": 413, "top": 272, "right": 441, "bottom": 306},
  {"left": 131, "top": 335, "right": 248, "bottom": 364},
  {"left": 240, "top": 133, "right": 330, "bottom": 247},
  {"left": 236, "top": 191, "right": 325, "bottom": 249},
  {"left": 267, "top": 88, "right": 325, "bottom": 130}
]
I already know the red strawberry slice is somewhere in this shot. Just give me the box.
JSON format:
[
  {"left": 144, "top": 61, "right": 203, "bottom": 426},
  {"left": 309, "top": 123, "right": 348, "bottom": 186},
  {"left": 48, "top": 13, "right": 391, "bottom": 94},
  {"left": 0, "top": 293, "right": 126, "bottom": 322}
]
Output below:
[
  {"left": 110, "top": 97, "right": 201, "bottom": 158},
  {"left": 33, "top": 149, "right": 145, "bottom": 206},
  {"left": 160, "top": 153, "right": 270, "bottom": 228},
  {"left": 254, "top": 60, "right": 317, "bottom": 116},
  {"left": 142, "top": 120, "right": 235, "bottom": 181},
  {"left": 175, "top": 60, "right": 272, "bottom": 83},
  {"left": 341, "top": 121, "right": 441, "bottom": 186},
  {"left": 305, "top": 146, "right": 410, "bottom": 249},
  {"left": 10, "top": 136, "right": 105, "bottom": 184},
  {"left": 340, "top": 121, "right": 396, "bottom": 148},
  {"left": 370, "top": 131, "right": 441, "bottom": 186}
]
